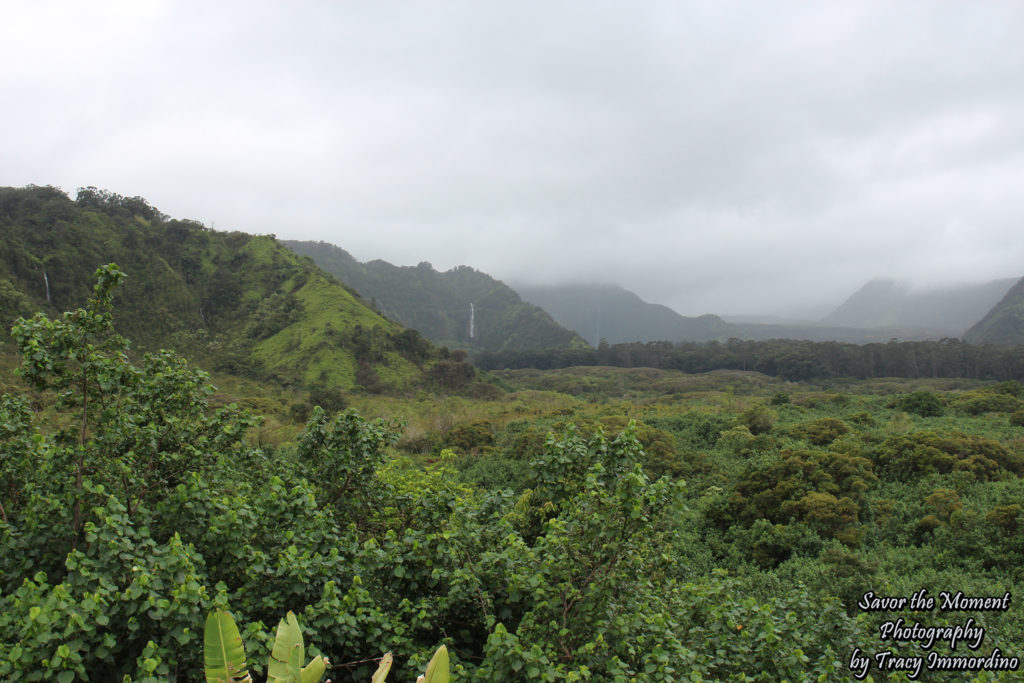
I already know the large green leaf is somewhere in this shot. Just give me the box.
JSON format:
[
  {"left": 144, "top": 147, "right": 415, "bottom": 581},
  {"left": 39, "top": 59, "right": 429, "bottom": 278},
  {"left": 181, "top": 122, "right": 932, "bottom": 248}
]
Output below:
[
  {"left": 204, "top": 610, "right": 252, "bottom": 683},
  {"left": 300, "top": 654, "right": 328, "bottom": 683},
  {"left": 267, "top": 612, "right": 304, "bottom": 682},
  {"left": 371, "top": 652, "right": 393, "bottom": 683},
  {"left": 421, "top": 645, "right": 449, "bottom": 683}
]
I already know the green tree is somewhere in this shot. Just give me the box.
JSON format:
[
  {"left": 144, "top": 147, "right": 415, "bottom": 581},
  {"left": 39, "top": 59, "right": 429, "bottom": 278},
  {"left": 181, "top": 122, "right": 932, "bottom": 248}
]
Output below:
[
  {"left": 740, "top": 402, "right": 777, "bottom": 435},
  {"left": 9, "top": 264, "right": 256, "bottom": 546},
  {"left": 1, "top": 265, "right": 259, "bottom": 679}
]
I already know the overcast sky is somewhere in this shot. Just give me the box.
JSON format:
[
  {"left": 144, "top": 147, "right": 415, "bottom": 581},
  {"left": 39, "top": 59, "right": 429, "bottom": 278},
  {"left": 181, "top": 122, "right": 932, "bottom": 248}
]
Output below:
[{"left": 3, "top": 1, "right": 1024, "bottom": 317}]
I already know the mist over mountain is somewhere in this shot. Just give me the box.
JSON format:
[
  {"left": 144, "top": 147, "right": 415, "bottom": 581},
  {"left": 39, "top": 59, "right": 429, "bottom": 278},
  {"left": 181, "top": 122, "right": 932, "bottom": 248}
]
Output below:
[
  {"left": 821, "top": 277, "right": 1016, "bottom": 333},
  {"left": 513, "top": 283, "right": 730, "bottom": 345},
  {"left": 513, "top": 280, "right": 994, "bottom": 346}
]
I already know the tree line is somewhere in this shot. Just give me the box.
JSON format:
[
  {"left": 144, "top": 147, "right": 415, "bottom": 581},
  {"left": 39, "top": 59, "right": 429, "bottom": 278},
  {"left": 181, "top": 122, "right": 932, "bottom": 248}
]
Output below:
[{"left": 475, "top": 337, "right": 1024, "bottom": 381}]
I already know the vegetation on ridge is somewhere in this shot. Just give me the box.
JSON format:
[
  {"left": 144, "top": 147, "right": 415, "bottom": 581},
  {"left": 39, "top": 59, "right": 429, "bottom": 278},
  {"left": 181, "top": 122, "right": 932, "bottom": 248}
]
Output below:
[
  {"left": 0, "top": 185, "right": 477, "bottom": 394},
  {"left": 284, "top": 240, "right": 587, "bottom": 353}
]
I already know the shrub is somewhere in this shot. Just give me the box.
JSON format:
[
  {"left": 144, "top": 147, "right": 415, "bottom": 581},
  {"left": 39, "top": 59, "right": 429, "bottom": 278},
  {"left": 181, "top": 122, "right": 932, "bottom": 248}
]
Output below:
[
  {"left": 953, "top": 390, "right": 1023, "bottom": 415},
  {"left": 875, "top": 430, "right": 1024, "bottom": 481},
  {"left": 441, "top": 420, "right": 495, "bottom": 454},
  {"left": 308, "top": 385, "right": 347, "bottom": 413},
  {"left": 740, "top": 403, "right": 777, "bottom": 435},
  {"left": 893, "top": 391, "right": 944, "bottom": 417},
  {"left": 788, "top": 417, "right": 851, "bottom": 446}
]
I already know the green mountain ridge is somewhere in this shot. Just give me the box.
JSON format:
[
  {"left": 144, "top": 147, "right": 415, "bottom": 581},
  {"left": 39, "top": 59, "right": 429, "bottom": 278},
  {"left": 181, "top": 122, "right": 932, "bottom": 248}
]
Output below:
[
  {"left": 963, "top": 276, "right": 1024, "bottom": 346},
  {"left": 283, "top": 240, "right": 587, "bottom": 352},
  {"left": 0, "top": 185, "right": 438, "bottom": 392}
]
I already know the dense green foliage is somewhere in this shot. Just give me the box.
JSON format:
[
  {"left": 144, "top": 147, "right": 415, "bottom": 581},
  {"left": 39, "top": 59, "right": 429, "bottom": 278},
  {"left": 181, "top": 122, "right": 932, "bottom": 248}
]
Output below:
[
  {"left": 284, "top": 241, "right": 586, "bottom": 352},
  {"left": 0, "top": 267, "right": 902, "bottom": 681}
]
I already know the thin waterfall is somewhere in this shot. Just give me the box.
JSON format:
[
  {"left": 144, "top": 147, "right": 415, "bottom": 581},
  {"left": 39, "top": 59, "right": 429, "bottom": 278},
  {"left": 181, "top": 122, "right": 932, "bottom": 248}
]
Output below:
[
  {"left": 44, "top": 271, "right": 51, "bottom": 304},
  {"left": 469, "top": 302, "right": 475, "bottom": 339}
]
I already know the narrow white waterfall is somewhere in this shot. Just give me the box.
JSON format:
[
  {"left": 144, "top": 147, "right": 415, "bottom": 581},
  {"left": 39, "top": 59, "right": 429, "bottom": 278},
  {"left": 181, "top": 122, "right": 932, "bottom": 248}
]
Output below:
[
  {"left": 469, "top": 302, "right": 475, "bottom": 339},
  {"left": 44, "top": 271, "right": 51, "bottom": 304}
]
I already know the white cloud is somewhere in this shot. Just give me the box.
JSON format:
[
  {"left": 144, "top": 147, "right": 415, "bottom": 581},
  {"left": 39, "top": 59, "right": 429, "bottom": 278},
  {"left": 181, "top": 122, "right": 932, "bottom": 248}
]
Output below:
[{"left": 3, "top": 1, "right": 1024, "bottom": 317}]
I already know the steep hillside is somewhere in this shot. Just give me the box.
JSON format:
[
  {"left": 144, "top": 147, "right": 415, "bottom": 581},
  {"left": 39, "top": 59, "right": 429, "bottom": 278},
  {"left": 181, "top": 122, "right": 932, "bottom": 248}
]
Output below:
[
  {"left": 0, "top": 185, "right": 435, "bottom": 391},
  {"left": 284, "top": 240, "right": 587, "bottom": 351},
  {"left": 822, "top": 277, "right": 1015, "bottom": 333},
  {"left": 514, "top": 283, "right": 731, "bottom": 344},
  {"left": 963, "top": 277, "right": 1024, "bottom": 346}
]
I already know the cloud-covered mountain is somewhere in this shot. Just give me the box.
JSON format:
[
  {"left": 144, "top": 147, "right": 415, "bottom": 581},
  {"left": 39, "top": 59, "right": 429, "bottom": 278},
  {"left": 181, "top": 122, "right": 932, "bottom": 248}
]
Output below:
[
  {"left": 821, "top": 278, "right": 1016, "bottom": 334},
  {"left": 514, "top": 283, "right": 731, "bottom": 345}
]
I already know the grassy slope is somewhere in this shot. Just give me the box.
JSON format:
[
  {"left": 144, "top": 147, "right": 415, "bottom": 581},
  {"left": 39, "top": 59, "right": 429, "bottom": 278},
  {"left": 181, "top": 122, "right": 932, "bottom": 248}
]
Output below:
[{"left": 251, "top": 269, "right": 420, "bottom": 388}]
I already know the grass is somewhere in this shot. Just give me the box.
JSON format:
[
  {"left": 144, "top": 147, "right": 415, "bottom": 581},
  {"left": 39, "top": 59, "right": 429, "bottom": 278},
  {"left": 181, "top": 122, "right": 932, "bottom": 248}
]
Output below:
[{"left": 252, "top": 272, "right": 422, "bottom": 389}]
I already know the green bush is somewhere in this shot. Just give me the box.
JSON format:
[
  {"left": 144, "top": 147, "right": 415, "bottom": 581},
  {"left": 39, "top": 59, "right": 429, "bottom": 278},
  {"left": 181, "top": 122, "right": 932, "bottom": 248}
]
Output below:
[
  {"left": 788, "top": 417, "right": 851, "bottom": 446},
  {"left": 952, "top": 389, "right": 1023, "bottom": 415},
  {"left": 740, "top": 403, "right": 778, "bottom": 435},
  {"left": 308, "top": 385, "right": 348, "bottom": 413},
  {"left": 892, "top": 391, "right": 944, "bottom": 417},
  {"left": 875, "top": 430, "right": 1024, "bottom": 481},
  {"left": 440, "top": 420, "right": 495, "bottom": 455}
]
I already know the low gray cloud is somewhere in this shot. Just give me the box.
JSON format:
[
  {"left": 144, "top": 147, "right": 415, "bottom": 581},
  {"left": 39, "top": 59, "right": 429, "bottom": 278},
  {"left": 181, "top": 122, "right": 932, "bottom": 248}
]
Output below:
[{"left": 4, "top": 1, "right": 1023, "bottom": 317}]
